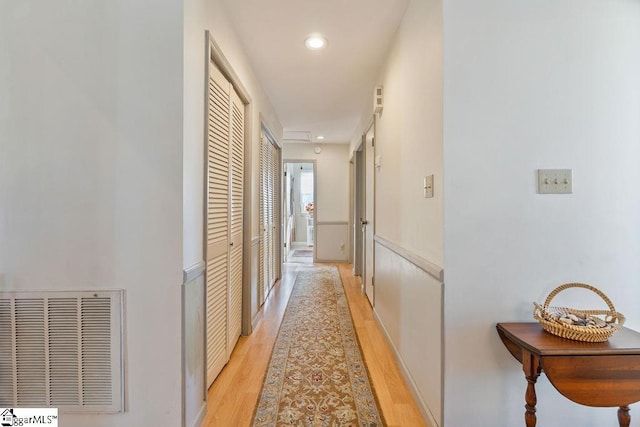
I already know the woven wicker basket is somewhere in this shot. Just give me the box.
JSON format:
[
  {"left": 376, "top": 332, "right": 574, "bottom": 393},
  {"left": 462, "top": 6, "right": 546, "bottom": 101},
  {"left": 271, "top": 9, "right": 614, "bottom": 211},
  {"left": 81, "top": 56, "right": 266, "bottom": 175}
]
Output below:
[{"left": 533, "top": 283, "right": 625, "bottom": 342}]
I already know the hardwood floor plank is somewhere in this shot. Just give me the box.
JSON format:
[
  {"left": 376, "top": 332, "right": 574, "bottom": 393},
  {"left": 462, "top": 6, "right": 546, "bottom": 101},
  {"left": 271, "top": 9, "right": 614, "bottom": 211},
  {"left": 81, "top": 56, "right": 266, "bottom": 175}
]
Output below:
[{"left": 202, "top": 263, "right": 426, "bottom": 427}]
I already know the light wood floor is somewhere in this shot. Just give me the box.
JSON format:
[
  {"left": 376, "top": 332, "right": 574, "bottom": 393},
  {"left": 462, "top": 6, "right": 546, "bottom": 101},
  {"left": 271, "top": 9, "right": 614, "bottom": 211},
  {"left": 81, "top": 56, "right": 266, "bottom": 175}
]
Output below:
[{"left": 202, "top": 263, "right": 426, "bottom": 427}]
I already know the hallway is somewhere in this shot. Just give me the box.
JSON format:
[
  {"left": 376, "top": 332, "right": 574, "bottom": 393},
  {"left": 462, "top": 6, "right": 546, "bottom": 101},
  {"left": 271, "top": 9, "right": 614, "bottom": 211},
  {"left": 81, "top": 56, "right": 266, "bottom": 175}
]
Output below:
[{"left": 202, "top": 263, "right": 426, "bottom": 426}]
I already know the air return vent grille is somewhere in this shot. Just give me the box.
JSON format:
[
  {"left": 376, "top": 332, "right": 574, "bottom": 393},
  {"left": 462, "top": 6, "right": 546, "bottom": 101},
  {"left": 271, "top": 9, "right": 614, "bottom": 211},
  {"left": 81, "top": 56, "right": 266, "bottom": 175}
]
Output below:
[{"left": 0, "top": 290, "right": 124, "bottom": 412}]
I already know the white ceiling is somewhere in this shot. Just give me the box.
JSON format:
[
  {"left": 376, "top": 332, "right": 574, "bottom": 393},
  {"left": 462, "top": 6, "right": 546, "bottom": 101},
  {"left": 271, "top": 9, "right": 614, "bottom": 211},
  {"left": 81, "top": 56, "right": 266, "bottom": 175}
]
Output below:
[{"left": 221, "top": 0, "right": 410, "bottom": 144}]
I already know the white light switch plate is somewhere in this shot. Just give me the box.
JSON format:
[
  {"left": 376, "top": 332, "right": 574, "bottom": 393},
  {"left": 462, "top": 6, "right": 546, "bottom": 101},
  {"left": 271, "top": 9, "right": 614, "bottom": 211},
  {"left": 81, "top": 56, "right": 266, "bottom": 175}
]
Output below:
[
  {"left": 538, "top": 169, "right": 572, "bottom": 194},
  {"left": 424, "top": 175, "right": 434, "bottom": 198}
]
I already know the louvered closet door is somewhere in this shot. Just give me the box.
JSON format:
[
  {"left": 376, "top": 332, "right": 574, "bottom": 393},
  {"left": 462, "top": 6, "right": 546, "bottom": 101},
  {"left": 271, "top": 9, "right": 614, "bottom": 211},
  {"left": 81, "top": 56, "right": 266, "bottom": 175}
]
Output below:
[
  {"left": 258, "top": 134, "right": 266, "bottom": 305},
  {"left": 259, "top": 135, "right": 278, "bottom": 304},
  {"left": 227, "top": 88, "right": 244, "bottom": 352},
  {"left": 206, "top": 63, "right": 230, "bottom": 386},
  {"left": 266, "top": 143, "right": 273, "bottom": 293},
  {"left": 271, "top": 144, "right": 280, "bottom": 284},
  {"left": 267, "top": 144, "right": 276, "bottom": 289}
]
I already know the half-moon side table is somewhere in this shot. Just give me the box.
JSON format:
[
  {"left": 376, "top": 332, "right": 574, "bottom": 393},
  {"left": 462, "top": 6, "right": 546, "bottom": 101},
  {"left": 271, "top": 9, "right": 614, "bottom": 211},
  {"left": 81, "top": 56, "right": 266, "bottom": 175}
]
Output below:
[{"left": 497, "top": 322, "right": 640, "bottom": 427}]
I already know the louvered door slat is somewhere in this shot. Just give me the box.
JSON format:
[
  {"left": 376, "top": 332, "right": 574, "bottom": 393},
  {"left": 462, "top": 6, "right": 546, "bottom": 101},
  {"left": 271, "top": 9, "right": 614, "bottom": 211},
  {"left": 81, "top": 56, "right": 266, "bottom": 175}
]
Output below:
[
  {"left": 208, "top": 120, "right": 229, "bottom": 141},
  {"left": 259, "top": 133, "right": 279, "bottom": 303},
  {"left": 271, "top": 143, "right": 280, "bottom": 286},
  {"left": 272, "top": 148, "right": 280, "bottom": 283},
  {"left": 206, "top": 253, "right": 227, "bottom": 385},
  {"left": 227, "top": 89, "right": 244, "bottom": 351},
  {"left": 230, "top": 91, "right": 244, "bottom": 240},
  {"left": 259, "top": 134, "right": 267, "bottom": 305},
  {"left": 266, "top": 138, "right": 272, "bottom": 293},
  {"left": 267, "top": 144, "right": 275, "bottom": 291},
  {"left": 206, "top": 70, "right": 230, "bottom": 252},
  {"left": 228, "top": 244, "right": 243, "bottom": 350}
]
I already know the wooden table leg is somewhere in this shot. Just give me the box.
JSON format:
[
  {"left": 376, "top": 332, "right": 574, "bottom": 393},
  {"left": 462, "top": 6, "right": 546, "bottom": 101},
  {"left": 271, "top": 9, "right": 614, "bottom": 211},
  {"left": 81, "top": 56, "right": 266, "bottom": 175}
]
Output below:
[
  {"left": 618, "top": 406, "right": 630, "bottom": 427},
  {"left": 522, "top": 351, "right": 541, "bottom": 427}
]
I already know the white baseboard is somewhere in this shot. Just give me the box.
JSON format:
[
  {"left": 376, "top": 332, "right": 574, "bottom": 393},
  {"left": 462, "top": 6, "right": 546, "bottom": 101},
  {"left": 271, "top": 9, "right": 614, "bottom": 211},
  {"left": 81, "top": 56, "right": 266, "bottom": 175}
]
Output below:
[
  {"left": 373, "top": 309, "right": 440, "bottom": 427},
  {"left": 252, "top": 308, "right": 263, "bottom": 331},
  {"left": 191, "top": 401, "right": 206, "bottom": 427}
]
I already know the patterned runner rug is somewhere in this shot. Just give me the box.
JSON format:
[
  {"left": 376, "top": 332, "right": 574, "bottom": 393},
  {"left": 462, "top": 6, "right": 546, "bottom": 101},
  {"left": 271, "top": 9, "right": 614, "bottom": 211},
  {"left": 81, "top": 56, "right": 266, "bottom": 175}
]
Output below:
[{"left": 252, "top": 266, "right": 384, "bottom": 426}]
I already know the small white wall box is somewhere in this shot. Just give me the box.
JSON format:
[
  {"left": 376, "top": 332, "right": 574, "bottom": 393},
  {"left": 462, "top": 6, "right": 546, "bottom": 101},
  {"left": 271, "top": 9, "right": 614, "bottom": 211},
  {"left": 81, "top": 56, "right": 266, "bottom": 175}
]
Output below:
[{"left": 374, "top": 85, "right": 383, "bottom": 115}]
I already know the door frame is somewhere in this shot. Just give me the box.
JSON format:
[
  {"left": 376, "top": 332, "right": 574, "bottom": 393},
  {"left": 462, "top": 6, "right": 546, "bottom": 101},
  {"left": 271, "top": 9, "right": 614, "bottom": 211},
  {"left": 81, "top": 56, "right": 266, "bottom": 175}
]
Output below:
[
  {"left": 353, "top": 144, "right": 364, "bottom": 278},
  {"left": 362, "top": 117, "right": 375, "bottom": 306},
  {"left": 352, "top": 116, "right": 375, "bottom": 299},
  {"left": 282, "top": 159, "right": 317, "bottom": 263}
]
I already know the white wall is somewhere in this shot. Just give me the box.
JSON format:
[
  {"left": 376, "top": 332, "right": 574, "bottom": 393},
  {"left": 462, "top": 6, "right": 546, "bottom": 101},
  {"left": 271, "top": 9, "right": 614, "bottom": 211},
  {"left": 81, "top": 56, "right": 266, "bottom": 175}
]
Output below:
[
  {"left": 443, "top": 1, "right": 640, "bottom": 426},
  {"left": 351, "top": 0, "right": 444, "bottom": 424},
  {"left": 375, "top": 0, "right": 444, "bottom": 266},
  {"left": 283, "top": 143, "right": 351, "bottom": 261},
  {"left": 1, "top": 2, "right": 184, "bottom": 426},
  {"left": 183, "top": 270, "right": 206, "bottom": 427},
  {"left": 183, "top": 0, "right": 282, "bottom": 269}
]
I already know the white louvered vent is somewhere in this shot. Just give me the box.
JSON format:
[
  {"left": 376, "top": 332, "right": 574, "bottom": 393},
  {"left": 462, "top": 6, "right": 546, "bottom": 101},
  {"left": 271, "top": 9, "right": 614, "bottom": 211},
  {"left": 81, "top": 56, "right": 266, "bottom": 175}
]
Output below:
[{"left": 0, "top": 290, "right": 124, "bottom": 412}]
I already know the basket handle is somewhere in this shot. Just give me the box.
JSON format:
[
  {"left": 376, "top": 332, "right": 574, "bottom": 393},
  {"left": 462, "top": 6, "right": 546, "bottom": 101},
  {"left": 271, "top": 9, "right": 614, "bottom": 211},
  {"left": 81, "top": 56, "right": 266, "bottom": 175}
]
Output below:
[{"left": 543, "top": 282, "right": 616, "bottom": 313}]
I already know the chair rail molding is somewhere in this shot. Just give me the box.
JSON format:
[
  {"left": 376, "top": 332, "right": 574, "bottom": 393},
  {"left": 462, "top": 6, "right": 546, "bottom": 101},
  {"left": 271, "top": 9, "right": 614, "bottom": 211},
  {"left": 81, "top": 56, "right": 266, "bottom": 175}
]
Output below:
[
  {"left": 183, "top": 261, "right": 206, "bottom": 284},
  {"left": 374, "top": 235, "right": 443, "bottom": 282}
]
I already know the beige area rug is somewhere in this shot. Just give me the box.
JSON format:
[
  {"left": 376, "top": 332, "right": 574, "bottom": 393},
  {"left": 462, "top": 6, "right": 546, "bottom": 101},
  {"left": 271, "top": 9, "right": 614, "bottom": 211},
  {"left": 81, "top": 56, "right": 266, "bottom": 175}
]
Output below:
[
  {"left": 292, "top": 249, "right": 313, "bottom": 257},
  {"left": 252, "top": 266, "right": 385, "bottom": 426}
]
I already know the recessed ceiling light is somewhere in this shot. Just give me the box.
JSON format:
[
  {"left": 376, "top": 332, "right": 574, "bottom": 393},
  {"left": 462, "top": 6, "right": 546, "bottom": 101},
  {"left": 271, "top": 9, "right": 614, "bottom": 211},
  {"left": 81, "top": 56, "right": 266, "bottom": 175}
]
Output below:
[
  {"left": 305, "top": 34, "right": 327, "bottom": 50},
  {"left": 316, "top": 135, "right": 325, "bottom": 140}
]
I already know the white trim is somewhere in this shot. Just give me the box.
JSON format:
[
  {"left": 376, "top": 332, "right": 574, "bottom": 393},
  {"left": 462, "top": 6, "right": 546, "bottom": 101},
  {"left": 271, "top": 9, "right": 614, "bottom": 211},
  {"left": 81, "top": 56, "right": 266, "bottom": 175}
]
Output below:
[
  {"left": 315, "top": 258, "right": 349, "bottom": 263},
  {"left": 250, "top": 236, "right": 262, "bottom": 331},
  {"left": 315, "top": 221, "right": 349, "bottom": 226},
  {"left": 206, "top": 32, "right": 252, "bottom": 105},
  {"left": 181, "top": 275, "right": 206, "bottom": 427},
  {"left": 373, "top": 309, "right": 440, "bottom": 427},
  {"left": 374, "top": 235, "right": 444, "bottom": 282},
  {"left": 189, "top": 402, "right": 207, "bottom": 427},
  {"left": 183, "top": 261, "right": 206, "bottom": 284},
  {"left": 261, "top": 115, "right": 281, "bottom": 149},
  {"left": 252, "top": 310, "right": 263, "bottom": 331},
  {"left": 283, "top": 159, "right": 318, "bottom": 263}
]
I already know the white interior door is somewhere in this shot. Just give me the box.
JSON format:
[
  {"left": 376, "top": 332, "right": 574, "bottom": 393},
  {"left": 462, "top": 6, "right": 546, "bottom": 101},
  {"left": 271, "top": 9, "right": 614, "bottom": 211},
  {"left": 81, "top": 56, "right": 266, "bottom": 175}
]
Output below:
[{"left": 363, "top": 123, "right": 375, "bottom": 306}]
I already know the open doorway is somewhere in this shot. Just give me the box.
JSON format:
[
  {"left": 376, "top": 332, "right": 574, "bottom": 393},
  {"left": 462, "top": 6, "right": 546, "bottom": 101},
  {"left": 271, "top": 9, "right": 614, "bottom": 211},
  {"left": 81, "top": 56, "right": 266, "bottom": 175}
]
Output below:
[{"left": 283, "top": 161, "right": 315, "bottom": 264}]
